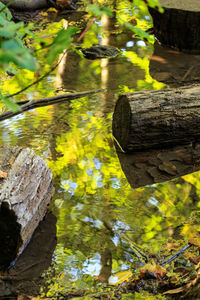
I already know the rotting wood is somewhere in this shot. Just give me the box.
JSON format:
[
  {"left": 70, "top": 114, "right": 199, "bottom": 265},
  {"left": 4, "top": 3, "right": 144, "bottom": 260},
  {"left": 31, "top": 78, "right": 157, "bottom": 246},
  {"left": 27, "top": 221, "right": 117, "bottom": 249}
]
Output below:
[
  {"left": 0, "top": 145, "right": 54, "bottom": 269},
  {"left": 149, "top": 0, "right": 200, "bottom": 53},
  {"left": 112, "top": 84, "right": 200, "bottom": 153},
  {"left": 0, "top": 89, "right": 105, "bottom": 122}
]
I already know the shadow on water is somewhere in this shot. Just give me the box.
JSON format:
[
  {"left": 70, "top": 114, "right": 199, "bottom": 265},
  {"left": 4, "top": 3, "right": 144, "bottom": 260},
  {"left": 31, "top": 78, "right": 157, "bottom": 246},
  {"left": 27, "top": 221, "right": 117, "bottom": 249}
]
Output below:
[{"left": 0, "top": 3, "right": 200, "bottom": 299}]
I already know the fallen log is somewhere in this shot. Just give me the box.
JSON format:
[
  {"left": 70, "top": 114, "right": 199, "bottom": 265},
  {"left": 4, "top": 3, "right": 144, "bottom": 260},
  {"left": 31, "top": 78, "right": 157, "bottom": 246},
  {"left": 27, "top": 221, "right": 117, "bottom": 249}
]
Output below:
[
  {"left": 0, "top": 146, "right": 54, "bottom": 269},
  {"left": 1, "top": 0, "right": 49, "bottom": 10},
  {"left": 149, "top": 0, "right": 200, "bottom": 53},
  {"left": 0, "top": 0, "right": 76, "bottom": 11},
  {"left": 112, "top": 84, "right": 200, "bottom": 153}
]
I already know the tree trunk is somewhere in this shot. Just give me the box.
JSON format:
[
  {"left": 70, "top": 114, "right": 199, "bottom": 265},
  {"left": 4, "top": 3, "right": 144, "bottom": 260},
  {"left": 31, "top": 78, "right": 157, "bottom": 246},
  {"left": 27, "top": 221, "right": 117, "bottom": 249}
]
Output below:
[
  {"left": 0, "top": 146, "right": 54, "bottom": 269},
  {"left": 149, "top": 0, "right": 200, "bottom": 53},
  {"left": 112, "top": 84, "right": 200, "bottom": 153}
]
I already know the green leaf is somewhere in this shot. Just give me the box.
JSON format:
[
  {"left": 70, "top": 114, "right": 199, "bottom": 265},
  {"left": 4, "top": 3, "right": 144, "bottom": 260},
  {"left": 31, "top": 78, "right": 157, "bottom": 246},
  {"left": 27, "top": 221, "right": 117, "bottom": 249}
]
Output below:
[
  {"left": 0, "top": 2, "right": 12, "bottom": 20},
  {"left": 119, "top": 18, "right": 154, "bottom": 43},
  {"left": 0, "top": 21, "right": 24, "bottom": 38},
  {"left": 147, "top": 0, "right": 164, "bottom": 13},
  {"left": 0, "top": 93, "right": 20, "bottom": 112},
  {"left": 47, "top": 26, "right": 79, "bottom": 64},
  {"left": 87, "top": 4, "right": 113, "bottom": 17},
  {"left": 0, "top": 40, "right": 37, "bottom": 71}
]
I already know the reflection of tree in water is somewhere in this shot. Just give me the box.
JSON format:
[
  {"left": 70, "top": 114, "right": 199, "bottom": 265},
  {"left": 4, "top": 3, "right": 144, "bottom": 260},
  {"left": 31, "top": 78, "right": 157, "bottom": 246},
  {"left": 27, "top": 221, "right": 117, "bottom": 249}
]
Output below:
[
  {"left": 45, "top": 88, "right": 200, "bottom": 296},
  {"left": 1, "top": 0, "right": 200, "bottom": 297}
]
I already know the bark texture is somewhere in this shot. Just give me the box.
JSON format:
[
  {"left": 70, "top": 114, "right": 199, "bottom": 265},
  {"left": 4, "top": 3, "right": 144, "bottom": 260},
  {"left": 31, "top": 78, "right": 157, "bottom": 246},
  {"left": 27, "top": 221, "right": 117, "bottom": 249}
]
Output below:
[
  {"left": 149, "top": 0, "right": 200, "bottom": 53},
  {"left": 0, "top": 146, "right": 54, "bottom": 268},
  {"left": 0, "top": 0, "right": 48, "bottom": 10},
  {"left": 112, "top": 85, "right": 200, "bottom": 153}
]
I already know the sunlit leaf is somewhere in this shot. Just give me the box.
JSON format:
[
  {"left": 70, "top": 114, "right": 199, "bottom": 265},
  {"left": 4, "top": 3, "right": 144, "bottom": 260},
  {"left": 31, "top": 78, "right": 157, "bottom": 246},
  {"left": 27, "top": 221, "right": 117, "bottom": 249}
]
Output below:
[
  {"left": 47, "top": 26, "right": 79, "bottom": 63},
  {"left": 0, "top": 170, "right": 7, "bottom": 178},
  {"left": 189, "top": 234, "right": 200, "bottom": 247},
  {"left": 119, "top": 18, "right": 154, "bottom": 43},
  {"left": 163, "top": 286, "right": 185, "bottom": 295},
  {"left": 87, "top": 4, "right": 113, "bottom": 17},
  {"left": 140, "top": 262, "right": 166, "bottom": 279},
  {"left": 109, "top": 270, "right": 133, "bottom": 284},
  {"left": 147, "top": 0, "right": 164, "bottom": 13},
  {"left": 0, "top": 93, "right": 20, "bottom": 112}
]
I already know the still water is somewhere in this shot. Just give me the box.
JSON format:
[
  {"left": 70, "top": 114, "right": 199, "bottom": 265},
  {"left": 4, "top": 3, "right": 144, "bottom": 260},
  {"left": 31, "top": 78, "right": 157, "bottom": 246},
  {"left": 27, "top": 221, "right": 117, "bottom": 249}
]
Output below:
[{"left": 0, "top": 8, "right": 199, "bottom": 299}]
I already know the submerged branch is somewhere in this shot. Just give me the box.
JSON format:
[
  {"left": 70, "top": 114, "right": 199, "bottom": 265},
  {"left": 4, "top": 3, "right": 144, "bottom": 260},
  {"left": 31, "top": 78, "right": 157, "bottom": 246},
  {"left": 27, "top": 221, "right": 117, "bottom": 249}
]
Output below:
[
  {"left": 0, "top": 89, "right": 105, "bottom": 122},
  {"left": 160, "top": 243, "right": 192, "bottom": 266}
]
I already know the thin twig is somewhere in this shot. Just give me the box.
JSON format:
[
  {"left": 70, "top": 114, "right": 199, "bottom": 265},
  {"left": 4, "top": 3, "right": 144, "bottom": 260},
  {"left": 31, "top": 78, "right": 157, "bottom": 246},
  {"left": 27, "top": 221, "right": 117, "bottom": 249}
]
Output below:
[
  {"left": 77, "top": 17, "right": 96, "bottom": 42},
  {"left": 120, "top": 233, "right": 148, "bottom": 266},
  {"left": 6, "top": 51, "right": 66, "bottom": 100},
  {"left": 0, "top": 89, "right": 105, "bottom": 122},
  {"left": 160, "top": 243, "right": 191, "bottom": 266}
]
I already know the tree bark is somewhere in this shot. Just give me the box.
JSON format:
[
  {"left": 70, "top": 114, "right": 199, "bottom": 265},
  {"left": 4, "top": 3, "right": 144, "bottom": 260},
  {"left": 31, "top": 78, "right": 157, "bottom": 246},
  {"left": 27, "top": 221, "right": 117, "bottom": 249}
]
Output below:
[
  {"left": 0, "top": 0, "right": 76, "bottom": 11},
  {"left": 0, "top": 146, "right": 54, "bottom": 269},
  {"left": 149, "top": 0, "right": 200, "bottom": 53},
  {"left": 112, "top": 84, "right": 200, "bottom": 153},
  {"left": 0, "top": 0, "right": 49, "bottom": 10},
  {"left": 0, "top": 90, "right": 105, "bottom": 122}
]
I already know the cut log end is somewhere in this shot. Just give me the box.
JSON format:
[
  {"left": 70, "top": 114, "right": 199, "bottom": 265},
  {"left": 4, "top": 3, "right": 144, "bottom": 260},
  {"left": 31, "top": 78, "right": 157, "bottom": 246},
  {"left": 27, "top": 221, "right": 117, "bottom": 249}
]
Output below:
[{"left": 112, "top": 95, "right": 131, "bottom": 152}]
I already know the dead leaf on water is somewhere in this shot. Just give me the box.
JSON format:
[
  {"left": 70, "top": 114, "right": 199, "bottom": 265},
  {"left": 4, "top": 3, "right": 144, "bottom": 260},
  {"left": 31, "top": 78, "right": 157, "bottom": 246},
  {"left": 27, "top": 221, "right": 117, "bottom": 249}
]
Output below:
[
  {"left": 109, "top": 270, "right": 133, "bottom": 285},
  {"left": 163, "top": 286, "right": 185, "bottom": 295},
  {"left": 189, "top": 234, "right": 200, "bottom": 247},
  {"left": 0, "top": 170, "right": 7, "bottom": 179},
  {"left": 140, "top": 263, "right": 167, "bottom": 279}
]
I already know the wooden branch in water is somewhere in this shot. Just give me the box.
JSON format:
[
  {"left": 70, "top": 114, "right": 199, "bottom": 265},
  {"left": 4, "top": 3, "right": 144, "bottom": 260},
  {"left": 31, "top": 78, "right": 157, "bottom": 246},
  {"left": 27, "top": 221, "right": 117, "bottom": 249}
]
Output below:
[
  {"left": 160, "top": 243, "right": 192, "bottom": 266},
  {"left": 0, "top": 89, "right": 105, "bottom": 122}
]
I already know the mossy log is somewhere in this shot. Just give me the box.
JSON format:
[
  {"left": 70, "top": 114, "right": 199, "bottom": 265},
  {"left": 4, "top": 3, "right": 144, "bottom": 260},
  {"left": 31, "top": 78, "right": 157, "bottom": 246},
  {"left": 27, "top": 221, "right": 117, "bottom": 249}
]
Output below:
[
  {"left": 149, "top": 0, "right": 200, "bottom": 53},
  {"left": 0, "top": 146, "right": 54, "bottom": 269},
  {"left": 112, "top": 84, "right": 200, "bottom": 153}
]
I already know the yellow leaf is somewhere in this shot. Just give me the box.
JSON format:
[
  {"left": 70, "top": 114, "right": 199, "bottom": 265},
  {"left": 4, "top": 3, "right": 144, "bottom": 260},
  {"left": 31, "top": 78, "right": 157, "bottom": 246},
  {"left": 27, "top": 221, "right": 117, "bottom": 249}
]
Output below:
[
  {"left": 47, "top": 7, "right": 58, "bottom": 13},
  {"left": 189, "top": 234, "right": 200, "bottom": 247},
  {"left": 140, "top": 263, "right": 166, "bottom": 279},
  {"left": 163, "top": 286, "right": 184, "bottom": 295},
  {"left": 0, "top": 170, "right": 7, "bottom": 179},
  {"left": 109, "top": 270, "right": 133, "bottom": 285}
]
